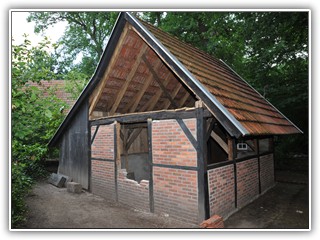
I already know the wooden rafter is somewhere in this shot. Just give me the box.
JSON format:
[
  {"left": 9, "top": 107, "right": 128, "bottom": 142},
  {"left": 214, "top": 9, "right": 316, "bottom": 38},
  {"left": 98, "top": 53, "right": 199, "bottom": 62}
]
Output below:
[
  {"left": 139, "top": 72, "right": 171, "bottom": 112},
  {"left": 178, "top": 91, "right": 191, "bottom": 107},
  {"left": 89, "top": 24, "right": 129, "bottom": 116},
  {"left": 162, "top": 83, "right": 183, "bottom": 109},
  {"left": 142, "top": 55, "right": 179, "bottom": 109},
  {"left": 123, "top": 59, "right": 162, "bottom": 113},
  {"left": 109, "top": 44, "right": 149, "bottom": 115}
]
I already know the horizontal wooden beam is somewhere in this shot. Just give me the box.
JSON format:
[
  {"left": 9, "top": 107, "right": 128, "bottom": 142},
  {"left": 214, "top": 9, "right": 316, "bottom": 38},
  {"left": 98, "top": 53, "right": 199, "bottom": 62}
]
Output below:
[{"left": 90, "top": 108, "right": 212, "bottom": 126}]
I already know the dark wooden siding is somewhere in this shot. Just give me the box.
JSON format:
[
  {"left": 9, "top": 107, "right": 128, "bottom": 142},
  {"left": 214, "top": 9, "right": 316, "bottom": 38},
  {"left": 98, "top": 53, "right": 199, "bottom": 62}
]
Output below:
[{"left": 58, "top": 100, "right": 89, "bottom": 189}]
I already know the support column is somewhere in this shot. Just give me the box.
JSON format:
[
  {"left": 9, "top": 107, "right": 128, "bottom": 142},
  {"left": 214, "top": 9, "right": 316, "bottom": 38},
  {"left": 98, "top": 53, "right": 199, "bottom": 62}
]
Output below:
[
  {"left": 196, "top": 102, "right": 209, "bottom": 221},
  {"left": 114, "top": 121, "right": 121, "bottom": 202},
  {"left": 147, "top": 118, "right": 154, "bottom": 213},
  {"left": 228, "top": 137, "right": 238, "bottom": 208},
  {"left": 254, "top": 139, "right": 261, "bottom": 194}
]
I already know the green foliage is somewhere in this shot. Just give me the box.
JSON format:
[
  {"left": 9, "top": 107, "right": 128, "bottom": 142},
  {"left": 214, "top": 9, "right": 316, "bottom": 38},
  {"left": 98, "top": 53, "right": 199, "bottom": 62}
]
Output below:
[
  {"left": 27, "top": 12, "right": 119, "bottom": 77},
  {"left": 11, "top": 36, "right": 66, "bottom": 227},
  {"left": 11, "top": 162, "right": 33, "bottom": 227}
]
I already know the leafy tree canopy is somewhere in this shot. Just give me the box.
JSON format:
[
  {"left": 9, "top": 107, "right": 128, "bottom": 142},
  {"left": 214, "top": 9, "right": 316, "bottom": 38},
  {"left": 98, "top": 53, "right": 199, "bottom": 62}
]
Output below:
[{"left": 27, "top": 12, "right": 118, "bottom": 78}]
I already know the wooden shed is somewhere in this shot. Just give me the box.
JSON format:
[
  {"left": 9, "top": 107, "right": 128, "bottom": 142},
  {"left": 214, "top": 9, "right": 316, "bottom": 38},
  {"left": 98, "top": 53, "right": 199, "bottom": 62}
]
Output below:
[{"left": 48, "top": 12, "right": 301, "bottom": 224}]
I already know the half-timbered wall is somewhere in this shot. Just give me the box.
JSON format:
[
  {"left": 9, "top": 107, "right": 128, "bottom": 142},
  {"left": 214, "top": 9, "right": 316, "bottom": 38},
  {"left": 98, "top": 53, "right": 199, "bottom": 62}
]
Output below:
[{"left": 207, "top": 153, "right": 275, "bottom": 219}]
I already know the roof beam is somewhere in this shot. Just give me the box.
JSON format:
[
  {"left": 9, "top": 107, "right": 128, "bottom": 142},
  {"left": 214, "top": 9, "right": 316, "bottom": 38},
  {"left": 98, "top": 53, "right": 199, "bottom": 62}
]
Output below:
[
  {"left": 89, "top": 24, "right": 129, "bottom": 116},
  {"left": 162, "top": 82, "right": 183, "bottom": 109},
  {"left": 179, "top": 91, "right": 191, "bottom": 108},
  {"left": 142, "top": 55, "right": 179, "bottom": 109},
  {"left": 109, "top": 44, "right": 148, "bottom": 115},
  {"left": 124, "top": 59, "right": 162, "bottom": 113},
  {"left": 139, "top": 72, "right": 171, "bottom": 112}
]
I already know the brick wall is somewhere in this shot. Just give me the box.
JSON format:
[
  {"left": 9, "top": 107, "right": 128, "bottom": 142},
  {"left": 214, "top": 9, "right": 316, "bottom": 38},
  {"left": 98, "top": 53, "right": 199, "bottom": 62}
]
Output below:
[
  {"left": 117, "top": 169, "right": 150, "bottom": 211},
  {"left": 152, "top": 119, "right": 197, "bottom": 167},
  {"left": 207, "top": 164, "right": 235, "bottom": 219},
  {"left": 207, "top": 154, "right": 275, "bottom": 220},
  {"left": 91, "top": 160, "right": 116, "bottom": 200},
  {"left": 152, "top": 119, "right": 199, "bottom": 223},
  {"left": 91, "top": 125, "right": 114, "bottom": 160},
  {"left": 237, "top": 158, "right": 259, "bottom": 208},
  {"left": 260, "top": 154, "right": 275, "bottom": 193},
  {"left": 91, "top": 124, "right": 115, "bottom": 200}
]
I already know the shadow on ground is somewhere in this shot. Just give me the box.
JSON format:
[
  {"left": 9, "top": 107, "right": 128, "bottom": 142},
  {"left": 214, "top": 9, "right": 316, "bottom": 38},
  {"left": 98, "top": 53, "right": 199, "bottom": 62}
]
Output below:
[{"left": 224, "top": 170, "right": 309, "bottom": 229}]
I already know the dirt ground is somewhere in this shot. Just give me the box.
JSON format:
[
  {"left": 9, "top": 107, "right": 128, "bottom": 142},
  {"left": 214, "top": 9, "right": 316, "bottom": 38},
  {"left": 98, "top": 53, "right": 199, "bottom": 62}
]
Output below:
[
  {"left": 224, "top": 182, "right": 309, "bottom": 229},
  {"left": 22, "top": 181, "right": 197, "bottom": 229},
  {"left": 21, "top": 170, "right": 309, "bottom": 230}
]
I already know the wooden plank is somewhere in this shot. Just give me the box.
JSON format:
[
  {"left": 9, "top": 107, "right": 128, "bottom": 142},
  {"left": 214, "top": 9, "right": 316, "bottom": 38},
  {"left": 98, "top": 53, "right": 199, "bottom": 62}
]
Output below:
[
  {"left": 228, "top": 137, "right": 234, "bottom": 160},
  {"left": 127, "top": 59, "right": 162, "bottom": 113},
  {"left": 211, "top": 131, "right": 228, "bottom": 154},
  {"left": 125, "top": 128, "right": 143, "bottom": 151},
  {"left": 89, "top": 24, "right": 129, "bottom": 116},
  {"left": 196, "top": 106, "right": 208, "bottom": 221},
  {"left": 142, "top": 55, "right": 179, "bottom": 108},
  {"left": 109, "top": 44, "right": 149, "bottom": 115},
  {"left": 114, "top": 122, "right": 121, "bottom": 202},
  {"left": 139, "top": 73, "right": 171, "bottom": 112},
  {"left": 147, "top": 118, "right": 154, "bottom": 213},
  {"left": 90, "top": 107, "right": 213, "bottom": 126}
]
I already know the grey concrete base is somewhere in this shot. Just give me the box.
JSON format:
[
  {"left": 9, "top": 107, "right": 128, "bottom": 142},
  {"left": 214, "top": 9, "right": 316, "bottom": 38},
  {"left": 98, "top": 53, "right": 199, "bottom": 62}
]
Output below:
[
  {"left": 59, "top": 174, "right": 72, "bottom": 187},
  {"left": 67, "top": 182, "right": 82, "bottom": 194},
  {"left": 48, "top": 173, "right": 66, "bottom": 188}
]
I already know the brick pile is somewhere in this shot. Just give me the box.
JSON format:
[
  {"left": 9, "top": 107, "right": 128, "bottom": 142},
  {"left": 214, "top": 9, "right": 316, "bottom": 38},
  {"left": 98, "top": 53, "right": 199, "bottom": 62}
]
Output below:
[{"left": 200, "top": 215, "right": 224, "bottom": 228}]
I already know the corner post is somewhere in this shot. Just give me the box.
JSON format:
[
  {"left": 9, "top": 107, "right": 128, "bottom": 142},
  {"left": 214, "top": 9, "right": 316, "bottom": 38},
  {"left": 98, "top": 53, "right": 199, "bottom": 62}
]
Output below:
[
  {"left": 196, "top": 101, "right": 209, "bottom": 221},
  {"left": 114, "top": 121, "right": 121, "bottom": 202},
  {"left": 147, "top": 118, "right": 154, "bottom": 213}
]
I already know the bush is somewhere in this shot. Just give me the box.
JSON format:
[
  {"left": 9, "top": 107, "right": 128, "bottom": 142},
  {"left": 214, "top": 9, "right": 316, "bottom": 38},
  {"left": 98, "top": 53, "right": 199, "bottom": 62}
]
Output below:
[{"left": 11, "top": 162, "right": 34, "bottom": 227}]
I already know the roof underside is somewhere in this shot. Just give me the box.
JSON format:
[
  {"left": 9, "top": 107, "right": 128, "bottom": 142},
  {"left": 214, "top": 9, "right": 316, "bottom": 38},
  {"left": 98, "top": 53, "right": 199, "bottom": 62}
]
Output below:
[{"left": 89, "top": 22, "right": 196, "bottom": 119}]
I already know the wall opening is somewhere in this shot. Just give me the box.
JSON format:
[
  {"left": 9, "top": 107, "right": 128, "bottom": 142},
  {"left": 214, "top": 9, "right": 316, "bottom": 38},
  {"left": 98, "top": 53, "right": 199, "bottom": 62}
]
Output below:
[
  {"left": 207, "top": 122, "right": 228, "bottom": 164},
  {"left": 120, "top": 122, "right": 150, "bottom": 183}
]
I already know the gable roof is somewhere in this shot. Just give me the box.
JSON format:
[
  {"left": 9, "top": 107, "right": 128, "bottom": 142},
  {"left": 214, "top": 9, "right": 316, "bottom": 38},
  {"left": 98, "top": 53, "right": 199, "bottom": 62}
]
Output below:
[{"left": 48, "top": 12, "right": 301, "bottom": 147}]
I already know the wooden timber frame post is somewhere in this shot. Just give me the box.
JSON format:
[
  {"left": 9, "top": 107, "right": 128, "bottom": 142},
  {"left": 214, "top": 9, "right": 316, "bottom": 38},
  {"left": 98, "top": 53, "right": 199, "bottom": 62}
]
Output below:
[
  {"left": 114, "top": 121, "right": 121, "bottom": 202},
  {"left": 254, "top": 139, "right": 262, "bottom": 194},
  {"left": 196, "top": 101, "right": 210, "bottom": 221},
  {"left": 228, "top": 136, "right": 238, "bottom": 208},
  {"left": 147, "top": 118, "right": 154, "bottom": 213}
]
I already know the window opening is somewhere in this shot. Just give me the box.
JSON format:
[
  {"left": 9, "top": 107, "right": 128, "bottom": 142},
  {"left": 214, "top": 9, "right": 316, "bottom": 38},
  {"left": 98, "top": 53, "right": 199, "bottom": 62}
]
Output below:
[{"left": 120, "top": 122, "right": 150, "bottom": 183}]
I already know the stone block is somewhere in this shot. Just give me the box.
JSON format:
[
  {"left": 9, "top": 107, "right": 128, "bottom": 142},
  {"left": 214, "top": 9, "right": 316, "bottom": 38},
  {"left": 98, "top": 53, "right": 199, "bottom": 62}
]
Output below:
[
  {"left": 67, "top": 182, "right": 82, "bottom": 194},
  {"left": 48, "top": 173, "right": 66, "bottom": 188},
  {"left": 59, "top": 174, "right": 72, "bottom": 187}
]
